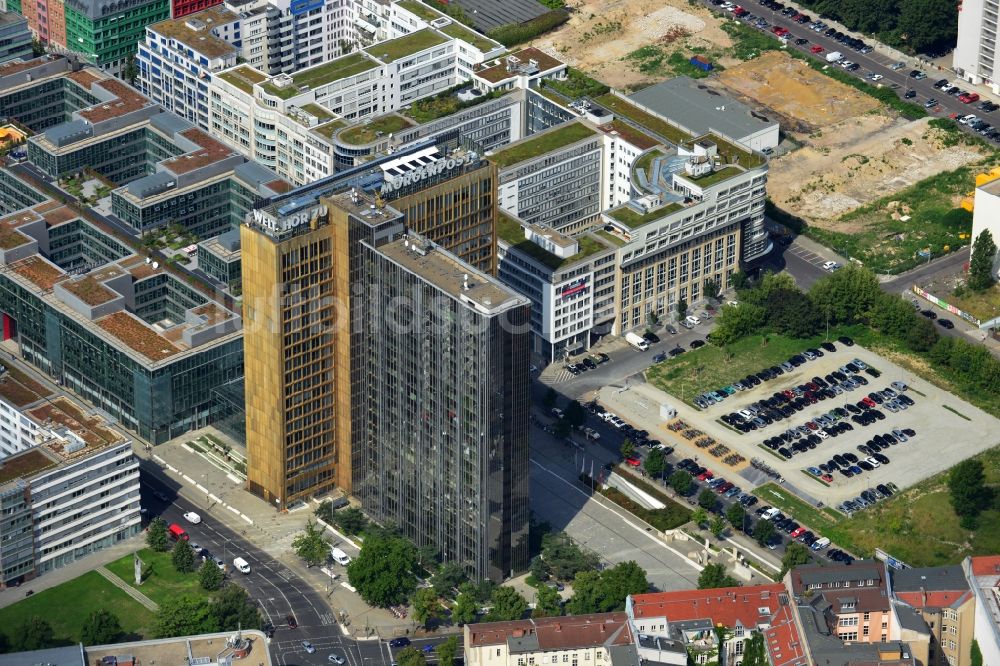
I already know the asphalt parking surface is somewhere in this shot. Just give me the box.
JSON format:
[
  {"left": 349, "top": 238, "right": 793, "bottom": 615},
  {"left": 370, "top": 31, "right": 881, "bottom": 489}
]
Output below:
[{"left": 689, "top": 345, "right": 1000, "bottom": 504}]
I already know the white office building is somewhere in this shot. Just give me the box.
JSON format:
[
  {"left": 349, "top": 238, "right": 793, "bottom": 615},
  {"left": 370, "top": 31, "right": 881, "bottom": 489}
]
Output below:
[
  {"left": 0, "top": 394, "right": 38, "bottom": 460},
  {"left": 955, "top": 0, "right": 1000, "bottom": 93}
]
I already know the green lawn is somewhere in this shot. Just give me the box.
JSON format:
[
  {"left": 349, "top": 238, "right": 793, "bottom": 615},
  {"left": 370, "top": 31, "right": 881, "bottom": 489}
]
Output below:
[
  {"left": 646, "top": 329, "right": 866, "bottom": 401},
  {"left": 0, "top": 571, "right": 156, "bottom": 644},
  {"left": 607, "top": 202, "right": 683, "bottom": 229},
  {"left": 105, "top": 548, "right": 206, "bottom": 607},
  {"left": 338, "top": 114, "right": 414, "bottom": 145},
  {"left": 365, "top": 29, "right": 449, "bottom": 63},
  {"left": 682, "top": 165, "right": 743, "bottom": 188},
  {"left": 489, "top": 122, "right": 596, "bottom": 168}
]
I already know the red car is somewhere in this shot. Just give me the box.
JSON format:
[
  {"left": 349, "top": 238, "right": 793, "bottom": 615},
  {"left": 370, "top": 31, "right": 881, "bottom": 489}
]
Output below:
[
  {"left": 790, "top": 527, "right": 806, "bottom": 538},
  {"left": 716, "top": 481, "right": 734, "bottom": 494},
  {"left": 810, "top": 45, "right": 825, "bottom": 54},
  {"left": 698, "top": 470, "right": 714, "bottom": 481},
  {"left": 862, "top": 396, "right": 876, "bottom": 407},
  {"left": 626, "top": 457, "right": 642, "bottom": 467},
  {"left": 805, "top": 421, "right": 819, "bottom": 431},
  {"left": 772, "top": 26, "right": 789, "bottom": 36},
  {"left": 821, "top": 474, "right": 834, "bottom": 483},
  {"left": 960, "top": 92, "right": 980, "bottom": 104}
]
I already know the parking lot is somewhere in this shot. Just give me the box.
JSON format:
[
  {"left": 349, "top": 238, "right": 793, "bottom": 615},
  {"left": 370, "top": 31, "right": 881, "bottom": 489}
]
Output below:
[{"left": 599, "top": 342, "right": 1000, "bottom": 510}]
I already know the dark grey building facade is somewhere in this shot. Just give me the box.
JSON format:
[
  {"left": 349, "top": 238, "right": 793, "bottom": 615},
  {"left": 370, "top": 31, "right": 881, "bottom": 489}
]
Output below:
[{"left": 354, "top": 233, "right": 531, "bottom": 582}]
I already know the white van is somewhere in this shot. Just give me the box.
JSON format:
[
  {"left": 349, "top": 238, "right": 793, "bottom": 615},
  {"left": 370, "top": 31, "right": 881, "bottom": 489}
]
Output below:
[
  {"left": 331, "top": 547, "right": 352, "bottom": 566},
  {"left": 685, "top": 315, "right": 702, "bottom": 326},
  {"left": 233, "top": 556, "right": 251, "bottom": 574}
]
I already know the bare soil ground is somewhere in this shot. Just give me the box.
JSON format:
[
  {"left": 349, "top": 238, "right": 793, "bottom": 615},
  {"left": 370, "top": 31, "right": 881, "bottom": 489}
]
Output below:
[
  {"left": 767, "top": 117, "right": 987, "bottom": 229},
  {"left": 716, "top": 51, "right": 878, "bottom": 129},
  {"left": 533, "top": 0, "right": 733, "bottom": 89}
]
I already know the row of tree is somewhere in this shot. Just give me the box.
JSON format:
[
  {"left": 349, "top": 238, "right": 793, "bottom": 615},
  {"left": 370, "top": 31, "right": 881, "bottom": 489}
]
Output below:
[{"left": 786, "top": 0, "right": 957, "bottom": 52}]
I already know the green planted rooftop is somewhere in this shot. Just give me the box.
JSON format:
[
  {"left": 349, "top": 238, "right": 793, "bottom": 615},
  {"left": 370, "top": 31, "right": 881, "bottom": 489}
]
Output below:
[
  {"left": 686, "top": 133, "right": 766, "bottom": 169},
  {"left": 300, "top": 103, "right": 334, "bottom": 120},
  {"left": 438, "top": 21, "right": 500, "bottom": 53},
  {"left": 365, "top": 29, "right": 449, "bottom": 63},
  {"left": 338, "top": 114, "right": 415, "bottom": 145},
  {"left": 607, "top": 202, "right": 684, "bottom": 229},
  {"left": 313, "top": 119, "right": 347, "bottom": 140},
  {"left": 397, "top": 0, "right": 443, "bottom": 21},
  {"left": 594, "top": 93, "right": 692, "bottom": 145},
  {"left": 261, "top": 53, "right": 379, "bottom": 99},
  {"left": 216, "top": 66, "right": 266, "bottom": 94},
  {"left": 489, "top": 122, "right": 597, "bottom": 168},
  {"left": 496, "top": 214, "right": 611, "bottom": 270},
  {"left": 680, "top": 164, "right": 744, "bottom": 188}
]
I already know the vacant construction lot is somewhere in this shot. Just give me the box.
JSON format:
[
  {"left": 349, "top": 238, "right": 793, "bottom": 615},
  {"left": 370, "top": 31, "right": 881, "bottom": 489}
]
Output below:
[{"left": 717, "top": 51, "right": 878, "bottom": 129}]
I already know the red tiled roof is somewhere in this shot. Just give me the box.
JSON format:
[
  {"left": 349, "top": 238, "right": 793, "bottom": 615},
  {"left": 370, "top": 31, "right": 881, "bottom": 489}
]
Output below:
[
  {"left": 970, "top": 556, "right": 1000, "bottom": 576},
  {"left": 467, "top": 613, "right": 632, "bottom": 650},
  {"left": 764, "top": 604, "right": 807, "bottom": 666},
  {"left": 630, "top": 583, "right": 786, "bottom": 627},
  {"left": 895, "top": 590, "right": 973, "bottom": 609}
]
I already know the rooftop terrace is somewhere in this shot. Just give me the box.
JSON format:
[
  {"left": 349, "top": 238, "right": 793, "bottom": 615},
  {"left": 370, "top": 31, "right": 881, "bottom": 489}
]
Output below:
[
  {"left": 338, "top": 113, "right": 415, "bottom": 145},
  {"left": 475, "top": 47, "right": 564, "bottom": 84},
  {"left": 0, "top": 447, "right": 56, "bottom": 484},
  {"left": 97, "top": 311, "right": 181, "bottom": 362},
  {"left": 489, "top": 121, "right": 596, "bottom": 168},
  {"left": 149, "top": 7, "right": 239, "bottom": 60},
  {"left": 680, "top": 164, "right": 744, "bottom": 188},
  {"left": 76, "top": 78, "right": 151, "bottom": 125},
  {"left": 28, "top": 396, "right": 123, "bottom": 449},
  {"left": 11, "top": 256, "right": 64, "bottom": 290},
  {"left": 607, "top": 202, "right": 684, "bottom": 229},
  {"left": 216, "top": 65, "right": 266, "bottom": 94},
  {"left": 162, "top": 128, "right": 236, "bottom": 175},
  {"left": 0, "top": 361, "right": 53, "bottom": 408},
  {"left": 61, "top": 275, "right": 116, "bottom": 305},
  {"left": 497, "top": 213, "right": 612, "bottom": 270},
  {"left": 365, "top": 29, "right": 449, "bottom": 63},
  {"left": 599, "top": 119, "right": 659, "bottom": 150},
  {"left": 683, "top": 133, "right": 765, "bottom": 169},
  {"left": 261, "top": 53, "right": 380, "bottom": 99}
]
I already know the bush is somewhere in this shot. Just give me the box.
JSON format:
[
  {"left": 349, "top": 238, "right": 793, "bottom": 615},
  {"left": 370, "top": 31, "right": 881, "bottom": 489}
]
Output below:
[
  {"left": 601, "top": 486, "right": 692, "bottom": 531},
  {"left": 488, "top": 10, "right": 569, "bottom": 47},
  {"left": 543, "top": 67, "right": 609, "bottom": 100}
]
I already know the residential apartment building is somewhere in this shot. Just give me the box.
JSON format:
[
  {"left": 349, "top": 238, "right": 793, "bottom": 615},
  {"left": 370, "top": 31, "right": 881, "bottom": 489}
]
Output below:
[
  {"left": 954, "top": 0, "right": 1000, "bottom": 93},
  {"left": 357, "top": 233, "right": 530, "bottom": 581},
  {"left": 7, "top": 0, "right": 167, "bottom": 75},
  {"left": 464, "top": 614, "right": 639, "bottom": 666},
  {"left": 0, "top": 12, "right": 31, "bottom": 64},
  {"left": 890, "top": 565, "right": 975, "bottom": 666},
  {"left": 0, "top": 411, "right": 139, "bottom": 587},
  {"left": 137, "top": 7, "right": 241, "bottom": 129},
  {"left": 788, "top": 561, "right": 896, "bottom": 644},
  {"left": 963, "top": 556, "right": 1000, "bottom": 666},
  {"left": 0, "top": 374, "right": 44, "bottom": 460}
]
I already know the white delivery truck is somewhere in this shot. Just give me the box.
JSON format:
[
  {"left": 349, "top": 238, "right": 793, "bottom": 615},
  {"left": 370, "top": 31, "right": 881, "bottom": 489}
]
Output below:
[
  {"left": 625, "top": 332, "right": 650, "bottom": 351},
  {"left": 233, "top": 557, "right": 251, "bottom": 574},
  {"left": 826, "top": 51, "right": 842, "bottom": 63},
  {"left": 330, "top": 547, "right": 352, "bottom": 566}
]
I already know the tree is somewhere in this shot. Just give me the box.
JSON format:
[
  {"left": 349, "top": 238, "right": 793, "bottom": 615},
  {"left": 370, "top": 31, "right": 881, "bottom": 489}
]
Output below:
[
  {"left": 432, "top": 562, "right": 468, "bottom": 597},
  {"left": 753, "top": 518, "right": 776, "bottom": 547},
  {"left": 731, "top": 270, "right": 749, "bottom": 292},
  {"left": 486, "top": 586, "right": 528, "bottom": 621},
  {"left": 704, "top": 277, "right": 721, "bottom": 301},
  {"left": 712, "top": 302, "right": 766, "bottom": 345},
  {"left": 740, "top": 632, "right": 768, "bottom": 666},
  {"left": 31, "top": 37, "right": 46, "bottom": 57},
  {"left": 709, "top": 515, "right": 727, "bottom": 538},
  {"left": 147, "top": 517, "right": 169, "bottom": 552},
  {"left": 543, "top": 387, "right": 558, "bottom": 410},
  {"left": 292, "top": 520, "right": 329, "bottom": 567},
  {"left": 949, "top": 459, "right": 991, "bottom": 524},
  {"left": 123, "top": 54, "right": 138, "bottom": 84},
  {"left": 697, "top": 563, "right": 737, "bottom": 589},
  {"left": 691, "top": 507, "right": 708, "bottom": 528},
  {"left": 451, "top": 591, "right": 479, "bottom": 625},
  {"left": 765, "top": 288, "right": 822, "bottom": 338},
  {"left": 698, "top": 489, "right": 717, "bottom": 511},
  {"left": 781, "top": 543, "right": 813, "bottom": 577},
  {"left": 643, "top": 447, "right": 666, "bottom": 478},
  {"left": 172, "top": 539, "right": 195, "bottom": 573},
  {"left": 199, "top": 558, "right": 224, "bottom": 590},
  {"left": 213, "top": 583, "right": 263, "bottom": 631},
  {"left": 620, "top": 439, "right": 635, "bottom": 459},
  {"left": 726, "top": 503, "right": 746, "bottom": 531},
  {"left": 808, "top": 265, "right": 881, "bottom": 325},
  {"left": 436, "top": 636, "right": 459, "bottom": 666},
  {"left": 529, "top": 555, "right": 550, "bottom": 583},
  {"left": 418, "top": 544, "right": 440, "bottom": 570},
  {"left": 969, "top": 229, "right": 998, "bottom": 291},
  {"left": 81, "top": 609, "right": 123, "bottom": 645},
  {"left": 156, "top": 596, "right": 219, "bottom": 638},
  {"left": 396, "top": 647, "right": 427, "bottom": 666},
  {"left": 533, "top": 582, "right": 563, "bottom": 618},
  {"left": 12, "top": 617, "right": 54, "bottom": 651},
  {"left": 897, "top": 0, "right": 960, "bottom": 51},
  {"left": 677, "top": 298, "right": 688, "bottom": 320},
  {"left": 412, "top": 588, "right": 441, "bottom": 630},
  {"left": 564, "top": 400, "right": 586, "bottom": 428},
  {"left": 566, "top": 562, "right": 648, "bottom": 614},
  {"left": 670, "top": 470, "right": 693, "bottom": 495},
  {"left": 541, "top": 532, "right": 600, "bottom": 580},
  {"left": 905, "top": 316, "right": 939, "bottom": 352},
  {"left": 971, "top": 639, "right": 984, "bottom": 666},
  {"left": 334, "top": 507, "right": 369, "bottom": 535},
  {"left": 347, "top": 530, "right": 418, "bottom": 607}
]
